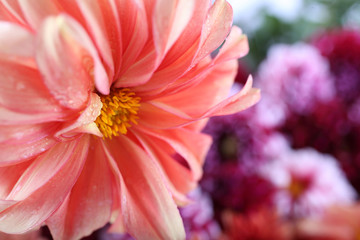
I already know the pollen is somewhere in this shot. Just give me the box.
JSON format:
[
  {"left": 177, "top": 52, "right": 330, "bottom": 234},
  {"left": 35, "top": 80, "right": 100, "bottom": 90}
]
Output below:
[{"left": 95, "top": 88, "right": 141, "bottom": 139}]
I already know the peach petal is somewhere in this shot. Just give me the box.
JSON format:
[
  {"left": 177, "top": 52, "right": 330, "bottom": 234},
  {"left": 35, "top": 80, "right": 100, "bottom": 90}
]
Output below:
[
  {"left": 193, "top": 0, "right": 233, "bottom": 64},
  {"left": 0, "top": 60, "right": 64, "bottom": 114},
  {"left": 132, "top": 130, "right": 197, "bottom": 205},
  {"left": 6, "top": 138, "right": 85, "bottom": 201},
  {"left": 36, "top": 14, "right": 108, "bottom": 106},
  {"left": 129, "top": 0, "right": 209, "bottom": 94},
  {"left": 0, "top": 137, "right": 57, "bottom": 167},
  {"left": 0, "top": 228, "right": 43, "bottom": 240},
  {"left": 0, "top": 123, "right": 59, "bottom": 145},
  {"left": 157, "top": 59, "right": 238, "bottom": 115},
  {"left": 137, "top": 127, "right": 212, "bottom": 182},
  {"left": 18, "top": 0, "right": 60, "bottom": 30},
  {"left": 76, "top": 0, "right": 122, "bottom": 82},
  {"left": 55, "top": 93, "right": 102, "bottom": 139},
  {"left": 207, "top": 76, "right": 261, "bottom": 116},
  {"left": 105, "top": 135, "right": 185, "bottom": 240},
  {"left": 0, "top": 135, "right": 89, "bottom": 234},
  {"left": 47, "top": 138, "right": 113, "bottom": 240},
  {"left": 113, "top": 0, "right": 149, "bottom": 87},
  {"left": 0, "top": 200, "right": 16, "bottom": 212},
  {"left": 138, "top": 57, "right": 260, "bottom": 129},
  {"left": 0, "top": 160, "right": 33, "bottom": 199},
  {"left": 156, "top": 0, "right": 209, "bottom": 70},
  {"left": 153, "top": 0, "right": 194, "bottom": 56},
  {"left": 0, "top": 106, "right": 67, "bottom": 125},
  {"left": 0, "top": 21, "right": 34, "bottom": 60},
  {"left": 138, "top": 101, "right": 193, "bottom": 128},
  {"left": 214, "top": 26, "right": 249, "bottom": 64},
  {"left": 0, "top": 1, "right": 26, "bottom": 26},
  {"left": 118, "top": 49, "right": 158, "bottom": 87}
]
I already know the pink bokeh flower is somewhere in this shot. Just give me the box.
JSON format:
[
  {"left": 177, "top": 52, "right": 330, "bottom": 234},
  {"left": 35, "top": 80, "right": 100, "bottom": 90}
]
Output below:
[
  {"left": 255, "top": 43, "right": 334, "bottom": 127},
  {"left": 0, "top": 1, "right": 260, "bottom": 239},
  {"left": 261, "top": 148, "right": 356, "bottom": 218}
]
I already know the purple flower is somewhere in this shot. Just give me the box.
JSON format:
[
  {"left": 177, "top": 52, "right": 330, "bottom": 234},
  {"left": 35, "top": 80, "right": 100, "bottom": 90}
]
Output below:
[
  {"left": 179, "top": 188, "right": 221, "bottom": 240},
  {"left": 201, "top": 109, "right": 277, "bottom": 214}
]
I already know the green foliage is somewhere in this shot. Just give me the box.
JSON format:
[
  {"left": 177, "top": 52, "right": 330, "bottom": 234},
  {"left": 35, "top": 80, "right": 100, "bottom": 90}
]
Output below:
[{"left": 241, "top": 0, "right": 359, "bottom": 71}]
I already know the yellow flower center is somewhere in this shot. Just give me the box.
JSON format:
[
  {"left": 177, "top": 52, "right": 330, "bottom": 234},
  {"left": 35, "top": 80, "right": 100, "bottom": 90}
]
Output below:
[
  {"left": 95, "top": 88, "right": 140, "bottom": 139},
  {"left": 287, "top": 175, "right": 311, "bottom": 200},
  {"left": 288, "top": 180, "right": 306, "bottom": 199}
]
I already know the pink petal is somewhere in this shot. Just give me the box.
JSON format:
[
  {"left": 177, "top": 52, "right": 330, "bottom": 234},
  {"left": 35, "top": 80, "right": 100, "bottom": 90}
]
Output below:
[
  {"left": 156, "top": 0, "right": 210, "bottom": 70},
  {"left": 129, "top": 0, "right": 209, "bottom": 93},
  {"left": 0, "top": 160, "right": 33, "bottom": 199},
  {"left": 76, "top": 0, "right": 122, "bottom": 82},
  {"left": 0, "top": 1, "right": 26, "bottom": 26},
  {"left": 55, "top": 93, "right": 102, "bottom": 139},
  {"left": 132, "top": 130, "right": 198, "bottom": 205},
  {"left": 138, "top": 55, "right": 260, "bottom": 128},
  {"left": 0, "top": 122, "right": 59, "bottom": 145},
  {"left": 0, "top": 21, "right": 34, "bottom": 60},
  {"left": 0, "top": 137, "right": 57, "bottom": 167},
  {"left": 0, "top": 106, "right": 67, "bottom": 125},
  {"left": 104, "top": 135, "right": 185, "bottom": 239},
  {"left": 214, "top": 26, "right": 249, "bottom": 64},
  {"left": 138, "top": 101, "right": 193, "bottom": 128},
  {"left": 153, "top": 0, "right": 194, "bottom": 56},
  {"left": 36, "top": 14, "right": 108, "bottom": 107},
  {"left": 206, "top": 75, "right": 261, "bottom": 116},
  {"left": 0, "top": 135, "right": 89, "bottom": 234},
  {"left": 0, "top": 228, "right": 42, "bottom": 240},
  {"left": 156, "top": 59, "right": 237, "bottom": 116},
  {"left": 193, "top": 0, "right": 233, "bottom": 64},
  {"left": 136, "top": 127, "right": 212, "bottom": 181},
  {"left": 184, "top": 118, "right": 209, "bottom": 132},
  {"left": 0, "top": 200, "right": 16, "bottom": 212},
  {"left": 118, "top": 49, "right": 158, "bottom": 87},
  {"left": 47, "top": 138, "right": 113, "bottom": 240},
  {"left": 0, "top": 60, "right": 64, "bottom": 114},
  {"left": 17, "top": 0, "right": 60, "bottom": 30},
  {"left": 113, "top": 0, "right": 150, "bottom": 87}
]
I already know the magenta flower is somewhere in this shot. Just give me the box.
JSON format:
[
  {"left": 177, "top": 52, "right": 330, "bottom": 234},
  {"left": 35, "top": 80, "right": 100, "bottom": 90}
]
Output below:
[
  {"left": 312, "top": 29, "right": 360, "bottom": 106},
  {"left": 201, "top": 109, "right": 277, "bottom": 214},
  {"left": 0, "top": 1, "right": 260, "bottom": 239},
  {"left": 261, "top": 148, "right": 356, "bottom": 218}
]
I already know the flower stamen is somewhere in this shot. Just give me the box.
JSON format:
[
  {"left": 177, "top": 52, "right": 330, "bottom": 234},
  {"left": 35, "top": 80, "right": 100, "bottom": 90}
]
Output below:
[{"left": 95, "top": 88, "right": 140, "bottom": 139}]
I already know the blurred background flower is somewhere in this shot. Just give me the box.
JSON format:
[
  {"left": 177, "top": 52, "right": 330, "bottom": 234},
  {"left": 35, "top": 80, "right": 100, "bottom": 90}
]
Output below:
[{"left": 172, "top": 0, "right": 360, "bottom": 239}]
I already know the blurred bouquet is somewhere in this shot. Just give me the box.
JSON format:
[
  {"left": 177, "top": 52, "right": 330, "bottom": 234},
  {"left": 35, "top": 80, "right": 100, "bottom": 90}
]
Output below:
[{"left": 174, "top": 1, "right": 360, "bottom": 239}]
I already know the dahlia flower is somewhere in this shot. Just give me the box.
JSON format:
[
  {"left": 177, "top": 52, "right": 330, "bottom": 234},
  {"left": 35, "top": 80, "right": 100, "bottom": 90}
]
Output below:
[
  {"left": 261, "top": 148, "right": 356, "bottom": 218},
  {"left": 255, "top": 43, "right": 334, "bottom": 127},
  {"left": 0, "top": 1, "right": 259, "bottom": 239}
]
